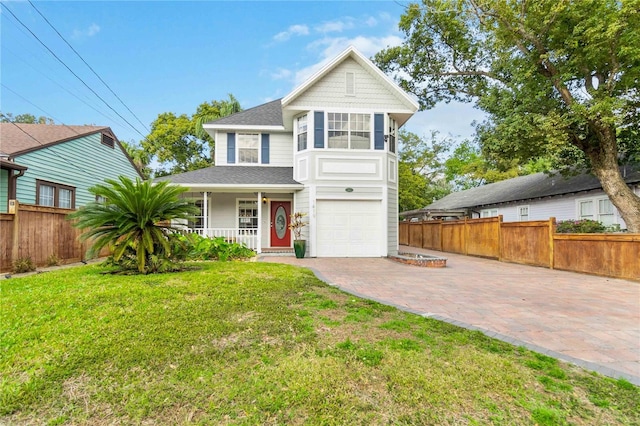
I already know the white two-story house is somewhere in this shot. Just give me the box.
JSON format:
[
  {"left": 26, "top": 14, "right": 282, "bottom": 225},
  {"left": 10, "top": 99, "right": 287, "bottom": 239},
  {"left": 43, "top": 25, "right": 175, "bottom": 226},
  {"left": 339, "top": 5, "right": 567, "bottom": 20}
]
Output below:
[{"left": 157, "top": 47, "right": 418, "bottom": 256}]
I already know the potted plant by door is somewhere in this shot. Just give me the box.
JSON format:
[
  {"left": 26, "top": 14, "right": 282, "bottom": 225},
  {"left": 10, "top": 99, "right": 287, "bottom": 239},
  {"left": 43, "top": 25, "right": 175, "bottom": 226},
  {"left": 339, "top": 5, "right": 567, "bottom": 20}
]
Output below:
[{"left": 288, "top": 212, "right": 307, "bottom": 259}]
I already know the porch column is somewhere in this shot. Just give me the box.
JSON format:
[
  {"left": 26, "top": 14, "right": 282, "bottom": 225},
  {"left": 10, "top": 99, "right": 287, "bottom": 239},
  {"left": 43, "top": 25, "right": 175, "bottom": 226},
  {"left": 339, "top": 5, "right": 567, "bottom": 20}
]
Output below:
[
  {"left": 203, "top": 191, "right": 209, "bottom": 235},
  {"left": 256, "top": 191, "right": 262, "bottom": 253}
]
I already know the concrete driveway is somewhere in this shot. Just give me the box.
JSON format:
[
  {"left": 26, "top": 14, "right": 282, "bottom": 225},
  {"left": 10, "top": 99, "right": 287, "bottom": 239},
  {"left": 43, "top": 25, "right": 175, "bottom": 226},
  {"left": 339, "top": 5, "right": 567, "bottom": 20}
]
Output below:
[{"left": 260, "top": 246, "right": 640, "bottom": 385}]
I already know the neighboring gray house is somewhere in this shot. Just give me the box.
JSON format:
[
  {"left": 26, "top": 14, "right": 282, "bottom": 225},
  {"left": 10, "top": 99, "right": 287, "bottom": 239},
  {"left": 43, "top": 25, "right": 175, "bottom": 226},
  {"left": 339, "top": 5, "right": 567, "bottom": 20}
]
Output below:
[
  {"left": 156, "top": 46, "right": 419, "bottom": 256},
  {"left": 403, "top": 166, "right": 640, "bottom": 229}
]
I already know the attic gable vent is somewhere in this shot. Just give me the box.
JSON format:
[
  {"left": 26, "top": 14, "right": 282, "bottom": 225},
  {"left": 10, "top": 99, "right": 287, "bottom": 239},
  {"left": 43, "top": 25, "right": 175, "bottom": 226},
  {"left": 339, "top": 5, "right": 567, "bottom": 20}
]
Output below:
[
  {"left": 345, "top": 72, "right": 355, "bottom": 96},
  {"left": 101, "top": 133, "right": 115, "bottom": 148}
]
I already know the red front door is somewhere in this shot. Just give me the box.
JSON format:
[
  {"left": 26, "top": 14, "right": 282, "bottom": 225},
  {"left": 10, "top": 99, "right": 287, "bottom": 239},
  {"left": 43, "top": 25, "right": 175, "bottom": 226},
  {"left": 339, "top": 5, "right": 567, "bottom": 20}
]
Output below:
[{"left": 270, "top": 201, "right": 291, "bottom": 247}]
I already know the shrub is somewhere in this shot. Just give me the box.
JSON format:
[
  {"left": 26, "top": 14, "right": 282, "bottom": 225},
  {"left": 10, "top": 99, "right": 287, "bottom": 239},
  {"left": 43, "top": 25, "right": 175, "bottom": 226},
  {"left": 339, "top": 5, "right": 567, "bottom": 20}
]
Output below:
[
  {"left": 555, "top": 219, "right": 607, "bottom": 233},
  {"left": 46, "top": 254, "right": 60, "bottom": 267},
  {"left": 68, "top": 177, "right": 198, "bottom": 274},
  {"left": 13, "top": 257, "right": 36, "bottom": 274},
  {"left": 181, "top": 233, "right": 255, "bottom": 261}
]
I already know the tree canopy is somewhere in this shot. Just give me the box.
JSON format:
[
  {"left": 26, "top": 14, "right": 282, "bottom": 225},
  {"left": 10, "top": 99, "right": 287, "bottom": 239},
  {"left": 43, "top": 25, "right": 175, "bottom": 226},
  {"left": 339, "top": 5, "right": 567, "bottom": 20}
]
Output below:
[
  {"left": 376, "top": 0, "right": 640, "bottom": 231},
  {"left": 142, "top": 94, "right": 241, "bottom": 176},
  {"left": 1, "top": 112, "right": 54, "bottom": 124},
  {"left": 398, "top": 131, "right": 452, "bottom": 212}
]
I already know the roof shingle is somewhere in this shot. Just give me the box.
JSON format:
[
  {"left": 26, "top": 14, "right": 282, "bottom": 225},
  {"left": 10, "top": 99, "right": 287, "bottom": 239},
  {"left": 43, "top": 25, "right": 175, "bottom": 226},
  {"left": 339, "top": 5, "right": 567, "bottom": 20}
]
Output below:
[
  {"left": 154, "top": 166, "right": 301, "bottom": 186},
  {"left": 423, "top": 166, "right": 640, "bottom": 210},
  {"left": 0, "top": 123, "right": 109, "bottom": 156},
  {"left": 205, "top": 99, "right": 283, "bottom": 127}
]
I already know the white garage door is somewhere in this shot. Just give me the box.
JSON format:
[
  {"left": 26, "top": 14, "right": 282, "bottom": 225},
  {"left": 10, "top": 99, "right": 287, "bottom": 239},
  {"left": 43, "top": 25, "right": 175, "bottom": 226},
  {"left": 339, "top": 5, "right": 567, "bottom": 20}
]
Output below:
[{"left": 316, "top": 200, "right": 382, "bottom": 257}]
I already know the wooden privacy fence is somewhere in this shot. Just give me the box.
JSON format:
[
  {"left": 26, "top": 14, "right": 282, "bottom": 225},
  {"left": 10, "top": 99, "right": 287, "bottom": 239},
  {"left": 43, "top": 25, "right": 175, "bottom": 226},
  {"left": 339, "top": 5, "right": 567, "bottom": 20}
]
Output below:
[
  {"left": 399, "top": 217, "right": 640, "bottom": 281},
  {"left": 0, "top": 201, "right": 89, "bottom": 272}
]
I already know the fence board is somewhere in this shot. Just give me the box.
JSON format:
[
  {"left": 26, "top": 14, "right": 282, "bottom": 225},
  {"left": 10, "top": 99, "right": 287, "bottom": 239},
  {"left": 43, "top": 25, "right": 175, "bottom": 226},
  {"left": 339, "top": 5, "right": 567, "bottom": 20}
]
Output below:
[
  {"left": 408, "top": 223, "right": 423, "bottom": 248},
  {"left": 466, "top": 217, "right": 500, "bottom": 259},
  {"left": 0, "top": 214, "right": 14, "bottom": 270},
  {"left": 421, "top": 221, "right": 442, "bottom": 251},
  {"left": 554, "top": 234, "right": 640, "bottom": 281},
  {"left": 500, "top": 220, "right": 552, "bottom": 267},
  {"left": 442, "top": 221, "right": 466, "bottom": 254},
  {"left": 0, "top": 203, "right": 85, "bottom": 272},
  {"left": 400, "top": 217, "right": 638, "bottom": 281}
]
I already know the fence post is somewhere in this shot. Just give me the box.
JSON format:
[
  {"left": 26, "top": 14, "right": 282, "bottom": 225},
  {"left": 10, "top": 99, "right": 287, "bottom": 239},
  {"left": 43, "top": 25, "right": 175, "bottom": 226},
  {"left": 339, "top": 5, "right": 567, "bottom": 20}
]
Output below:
[
  {"left": 498, "top": 215, "right": 503, "bottom": 262},
  {"left": 549, "top": 216, "right": 556, "bottom": 269},
  {"left": 11, "top": 200, "right": 20, "bottom": 268},
  {"left": 464, "top": 217, "right": 469, "bottom": 255}
]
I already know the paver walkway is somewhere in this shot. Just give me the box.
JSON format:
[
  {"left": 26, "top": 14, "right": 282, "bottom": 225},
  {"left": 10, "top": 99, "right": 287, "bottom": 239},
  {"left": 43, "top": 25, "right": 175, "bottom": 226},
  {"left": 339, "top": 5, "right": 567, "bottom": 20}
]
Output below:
[{"left": 260, "top": 246, "right": 640, "bottom": 385}]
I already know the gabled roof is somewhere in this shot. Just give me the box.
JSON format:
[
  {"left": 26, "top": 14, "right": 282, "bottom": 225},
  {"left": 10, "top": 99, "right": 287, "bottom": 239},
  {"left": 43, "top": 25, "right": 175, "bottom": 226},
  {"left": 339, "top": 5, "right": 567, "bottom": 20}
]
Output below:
[
  {"left": 421, "top": 166, "right": 640, "bottom": 211},
  {"left": 204, "top": 99, "right": 284, "bottom": 131},
  {"left": 154, "top": 166, "right": 302, "bottom": 188},
  {"left": 0, "top": 123, "right": 112, "bottom": 156},
  {"left": 281, "top": 46, "right": 419, "bottom": 112}
]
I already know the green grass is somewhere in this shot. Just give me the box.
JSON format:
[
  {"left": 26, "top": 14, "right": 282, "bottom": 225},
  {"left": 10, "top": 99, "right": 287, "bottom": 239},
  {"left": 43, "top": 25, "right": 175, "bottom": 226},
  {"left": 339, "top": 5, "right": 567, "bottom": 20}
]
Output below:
[{"left": 1, "top": 262, "right": 638, "bottom": 425}]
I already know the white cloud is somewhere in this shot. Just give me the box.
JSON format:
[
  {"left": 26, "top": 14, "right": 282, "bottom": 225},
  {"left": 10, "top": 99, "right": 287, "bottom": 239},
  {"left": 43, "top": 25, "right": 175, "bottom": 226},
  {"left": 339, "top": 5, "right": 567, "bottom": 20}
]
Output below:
[
  {"left": 273, "top": 24, "right": 309, "bottom": 42},
  {"left": 295, "top": 34, "right": 403, "bottom": 85},
  {"left": 271, "top": 68, "right": 292, "bottom": 80},
  {"left": 365, "top": 16, "right": 378, "bottom": 27},
  {"left": 72, "top": 23, "right": 100, "bottom": 39},
  {"left": 315, "top": 19, "right": 355, "bottom": 34}
]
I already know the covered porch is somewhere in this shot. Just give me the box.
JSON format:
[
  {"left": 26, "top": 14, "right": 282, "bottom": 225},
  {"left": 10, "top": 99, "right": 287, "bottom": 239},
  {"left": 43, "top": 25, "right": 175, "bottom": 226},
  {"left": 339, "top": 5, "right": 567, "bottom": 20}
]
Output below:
[
  {"left": 156, "top": 166, "right": 304, "bottom": 254},
  {"left": 181, "top": 189, "right": 299, "bottom": 253}
]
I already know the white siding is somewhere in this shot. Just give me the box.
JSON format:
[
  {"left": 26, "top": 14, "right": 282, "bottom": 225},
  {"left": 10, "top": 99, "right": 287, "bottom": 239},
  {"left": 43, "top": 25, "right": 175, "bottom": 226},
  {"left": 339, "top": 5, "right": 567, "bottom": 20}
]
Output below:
[
  {"left": 207, "top": 193, "right": 239, "bottom": 228},
  {"left": 388, "top": 187, "right": 398, "bottom": 255},
  {"left": 481, "top": 189, "right": 630, "bottom": 228},
  {"left": 288, "top": 58, "right": 408, "bottom": 111},
  {"left": 215, "top": 131, "right": 227, "bottom": 165},
  {"left": 269, "top": 133, "right": 293, "bottom": 166}
]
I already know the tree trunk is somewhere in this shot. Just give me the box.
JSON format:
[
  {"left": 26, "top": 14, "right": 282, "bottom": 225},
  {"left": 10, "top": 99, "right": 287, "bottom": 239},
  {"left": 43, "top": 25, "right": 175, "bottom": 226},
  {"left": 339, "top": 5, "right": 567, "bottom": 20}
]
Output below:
[{"left": 586, "top": 126, "right": 640, "bottom": 233}]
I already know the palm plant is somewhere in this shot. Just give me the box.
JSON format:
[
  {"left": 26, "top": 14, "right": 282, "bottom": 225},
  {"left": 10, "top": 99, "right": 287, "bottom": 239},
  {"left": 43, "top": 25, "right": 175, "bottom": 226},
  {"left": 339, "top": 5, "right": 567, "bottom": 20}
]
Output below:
[{"left": 68, "top": 176, "right": 197, "bottom": 273}]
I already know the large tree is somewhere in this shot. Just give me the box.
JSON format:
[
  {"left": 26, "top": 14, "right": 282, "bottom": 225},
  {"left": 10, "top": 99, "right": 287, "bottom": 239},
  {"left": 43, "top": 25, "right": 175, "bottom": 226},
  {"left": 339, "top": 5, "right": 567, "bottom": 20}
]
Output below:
[
  {"left": 142, "top": 95, "right": 242, "bottom": 176},
  {"left": 398, "top": 130, "right": 452, "bottom": 212},
  {"left": 376, "top": 0, "right": 640, "bottom": 231}
]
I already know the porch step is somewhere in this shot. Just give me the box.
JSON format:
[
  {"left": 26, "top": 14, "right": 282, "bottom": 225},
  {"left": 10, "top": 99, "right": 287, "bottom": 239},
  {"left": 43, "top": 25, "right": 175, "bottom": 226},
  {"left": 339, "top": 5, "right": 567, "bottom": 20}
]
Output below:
[{"left": 260, "top": 248, "right": 295, "bottom": 255}]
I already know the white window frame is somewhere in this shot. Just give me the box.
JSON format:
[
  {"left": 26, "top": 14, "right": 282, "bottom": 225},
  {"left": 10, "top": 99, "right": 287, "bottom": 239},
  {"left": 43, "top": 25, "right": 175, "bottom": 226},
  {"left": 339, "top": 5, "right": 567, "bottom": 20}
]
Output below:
[
  {"left": 480, "top": 208, "right": 498, "bottom": 218},
  {"left": 326, "top": 112, "right": 372, "bottom": 150},
  {"left": 576, "top": 196, "right": 616, "bottom": 225},
  {"left": 518, "top": 205, "right": 529, "bottom": 221},
  {"left": 237, "top": 133, "right": 260, "bottom": 164},
  {"left": 388, "top": 117, "right": 397, "bottom": 154},
  {"left": 237, "top": 199, "right": 258, "bottom": 235},
  {"left": 296, "top": 114, "right": 308, "bottom": 152}
]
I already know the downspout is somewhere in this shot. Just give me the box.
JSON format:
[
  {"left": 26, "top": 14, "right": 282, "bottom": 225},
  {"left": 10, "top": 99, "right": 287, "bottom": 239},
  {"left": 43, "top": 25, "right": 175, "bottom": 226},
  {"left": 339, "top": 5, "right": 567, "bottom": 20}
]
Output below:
[{"left": 8, "top": 168, "right": 26, "bottom": 208}]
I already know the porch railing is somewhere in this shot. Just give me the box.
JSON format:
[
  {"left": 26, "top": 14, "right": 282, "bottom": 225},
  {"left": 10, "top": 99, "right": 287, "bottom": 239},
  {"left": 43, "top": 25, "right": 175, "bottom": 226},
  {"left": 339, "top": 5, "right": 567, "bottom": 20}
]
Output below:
[{"left": 187, "top": 228, "right": 258, "bottom": 250}]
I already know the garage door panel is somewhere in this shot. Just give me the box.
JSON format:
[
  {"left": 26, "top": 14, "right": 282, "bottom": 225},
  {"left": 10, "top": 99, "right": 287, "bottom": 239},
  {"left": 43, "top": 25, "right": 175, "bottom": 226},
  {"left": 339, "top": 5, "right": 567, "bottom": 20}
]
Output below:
[{"left": 316, "top": 200, "right": 382, "bottom": 257}]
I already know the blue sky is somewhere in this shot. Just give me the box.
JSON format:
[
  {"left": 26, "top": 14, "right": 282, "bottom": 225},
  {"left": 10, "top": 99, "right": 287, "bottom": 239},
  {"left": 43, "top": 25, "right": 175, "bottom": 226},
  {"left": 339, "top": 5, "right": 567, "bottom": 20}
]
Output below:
[{"left": 1, "top": 1, "right": 485, "bottom": 146}]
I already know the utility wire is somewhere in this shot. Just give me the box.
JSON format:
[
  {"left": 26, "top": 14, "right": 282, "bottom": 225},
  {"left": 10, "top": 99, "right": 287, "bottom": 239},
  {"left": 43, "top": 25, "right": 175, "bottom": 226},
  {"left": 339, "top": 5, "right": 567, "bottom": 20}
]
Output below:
[
  {"left": 2, "top": 48, "right": 132, "bottom": 132},
  {"left": 28, "top": 0, "right": 150, "bottom": 133},
  {"left": 0, "top": 2, "right": 147, "bottom": 139},
  {"left": 2, "top": 115, "right": 109, "bottom": 182}
]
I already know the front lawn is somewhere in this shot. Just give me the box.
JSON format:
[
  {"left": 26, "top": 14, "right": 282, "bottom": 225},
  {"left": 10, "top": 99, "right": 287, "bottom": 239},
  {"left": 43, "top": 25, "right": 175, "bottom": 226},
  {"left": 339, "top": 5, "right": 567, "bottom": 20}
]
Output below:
[{"left": 1, "top": 262, "right": 637, "bottom": 425}]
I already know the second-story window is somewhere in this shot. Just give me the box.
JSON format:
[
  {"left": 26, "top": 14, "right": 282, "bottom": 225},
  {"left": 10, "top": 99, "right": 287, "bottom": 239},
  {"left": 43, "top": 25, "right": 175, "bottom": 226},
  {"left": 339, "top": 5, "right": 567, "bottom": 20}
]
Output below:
[
  {"left": 328, "top": 113, "right": 370, "bottom": 149},
  {"left": 238, "top": 133, "right": 259, "bottom": 164},
  {"left": 388, "top": 117, "right": 397, "bottom": 153},
  {"left": 297, "top": 114, "right": 307, "bottom": 151}
]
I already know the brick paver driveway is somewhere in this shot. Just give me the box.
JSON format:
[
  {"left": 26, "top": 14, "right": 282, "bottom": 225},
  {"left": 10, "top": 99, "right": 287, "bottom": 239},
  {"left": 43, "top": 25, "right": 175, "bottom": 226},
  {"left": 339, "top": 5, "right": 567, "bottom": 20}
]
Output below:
[{"left": 261, "top": 246, "right": 640, "bottom": 385}]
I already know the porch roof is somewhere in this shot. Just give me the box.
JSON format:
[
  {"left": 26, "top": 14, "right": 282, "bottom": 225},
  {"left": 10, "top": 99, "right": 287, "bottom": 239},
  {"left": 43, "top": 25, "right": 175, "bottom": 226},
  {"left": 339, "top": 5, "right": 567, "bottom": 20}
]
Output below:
[{"left": 155, "top": 166, "right": 302, "bottom": 190}]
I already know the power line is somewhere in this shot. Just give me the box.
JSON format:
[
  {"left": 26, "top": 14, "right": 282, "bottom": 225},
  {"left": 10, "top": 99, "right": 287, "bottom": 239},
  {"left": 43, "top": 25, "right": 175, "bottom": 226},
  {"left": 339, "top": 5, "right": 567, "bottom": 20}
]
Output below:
[
  {"left": 0, "top": 2, "right": 147, "bottom": 140},
  {"left": 2, "top": 115, "right": 110, "bottom": 182},
  {"left": 27, "top": 0, "right": 150, "bottom": 133},
  {"left": 2, "top": 49, "right": 132, "bottom": 132}
]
